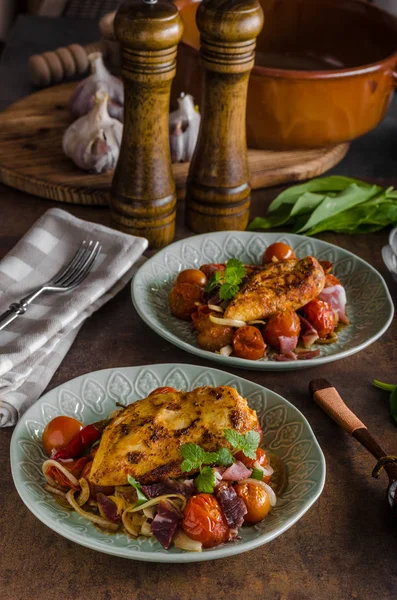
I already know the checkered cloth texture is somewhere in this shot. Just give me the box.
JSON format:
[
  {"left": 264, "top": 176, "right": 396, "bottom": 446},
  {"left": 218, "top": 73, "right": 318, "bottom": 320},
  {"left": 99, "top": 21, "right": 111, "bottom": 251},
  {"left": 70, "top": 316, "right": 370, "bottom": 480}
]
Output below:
[{"left": 0, "top": 208, "right": 148, "bottom": 426}]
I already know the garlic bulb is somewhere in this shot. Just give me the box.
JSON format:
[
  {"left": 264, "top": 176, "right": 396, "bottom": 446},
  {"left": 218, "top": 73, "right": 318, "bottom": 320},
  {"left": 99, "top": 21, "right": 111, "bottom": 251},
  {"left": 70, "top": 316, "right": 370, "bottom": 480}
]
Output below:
[
  {"left": 169, "top": 93, "right": 201, "bottom": 163},
  {"left": 63, "top": 91, "right": 123, "bottom": 174},
  {"left": 69, "top": 52, "right": 124, "bottom": 121}
]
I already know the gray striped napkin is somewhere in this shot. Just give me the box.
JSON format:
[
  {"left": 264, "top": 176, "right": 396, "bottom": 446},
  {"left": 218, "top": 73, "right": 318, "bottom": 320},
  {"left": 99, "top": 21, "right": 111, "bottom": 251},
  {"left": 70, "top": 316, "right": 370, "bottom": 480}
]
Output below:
[{"left": 0, "top": 208, "right": 148, "bottom": 426}]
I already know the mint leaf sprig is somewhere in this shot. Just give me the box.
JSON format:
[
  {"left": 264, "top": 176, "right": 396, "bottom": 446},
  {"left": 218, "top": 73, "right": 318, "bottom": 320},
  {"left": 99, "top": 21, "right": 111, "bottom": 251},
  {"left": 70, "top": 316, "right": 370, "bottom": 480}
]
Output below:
[
  {"left": 205, "top": 258, "right": 246, "bottom": 302},
  {"left": 128, "top": 475, "right": 149, "bottom": 507},
  {"left": 224, "top": 429, "right": 261, "bottom": 460},
  {"left": 180, "top": 429, "right": 261, "bottom": 493}
]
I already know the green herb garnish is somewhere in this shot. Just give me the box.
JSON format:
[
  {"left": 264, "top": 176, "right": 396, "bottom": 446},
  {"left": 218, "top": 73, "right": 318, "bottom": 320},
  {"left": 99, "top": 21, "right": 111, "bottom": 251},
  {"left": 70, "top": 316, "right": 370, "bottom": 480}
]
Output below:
[
  {"left": 250, "top": 467, "right": 264, "bottom": 481},
  {"left": 205, "top": 258, "right": 246, "bottom": 301},
  {"left": 224, "top": 429, "right": 260, "bottom": 460},
  {"left": 247, "top": 176, "right": 397, "bottom": 236},
  {"left": 373, "top": 380, "right": 397, "bottom": 426},
  {"left": 127, "top": 475, "right": 149, "bottom": 507},
  {"left": 195, "top": 466, "right": 217, "bottom": 493}
]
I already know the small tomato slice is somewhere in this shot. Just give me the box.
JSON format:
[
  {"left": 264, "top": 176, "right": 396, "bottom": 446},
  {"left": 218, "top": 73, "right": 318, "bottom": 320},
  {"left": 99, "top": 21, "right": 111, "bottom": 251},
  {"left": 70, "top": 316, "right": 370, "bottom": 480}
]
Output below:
[
  {"left": 303, "top": 298, "right": 335, "bottom": 339},
  {"left": 235, "top": 447, "right": 268, "bottom": 469},
  {"left": 262, "top": 243, "right": 295, "bottom": 263},
  {"left": 235, "top": 480, "right": 272, "bottom": 524},
  {"left": 42, "top": 416, "right": 83, "bottom": 457},
  {"left": 233, "top": 325, "right": 266, "bottom": 360},
  {"left": 182, "top": 494, "right": 230, "bottom": 548}
]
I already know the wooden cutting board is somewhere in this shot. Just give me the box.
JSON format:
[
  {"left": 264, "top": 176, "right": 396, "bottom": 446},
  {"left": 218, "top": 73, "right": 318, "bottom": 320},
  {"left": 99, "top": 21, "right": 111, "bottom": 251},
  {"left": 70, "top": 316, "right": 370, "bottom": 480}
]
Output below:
[{"left": 0, "top": 83, "right": 349, "bottom": 206}]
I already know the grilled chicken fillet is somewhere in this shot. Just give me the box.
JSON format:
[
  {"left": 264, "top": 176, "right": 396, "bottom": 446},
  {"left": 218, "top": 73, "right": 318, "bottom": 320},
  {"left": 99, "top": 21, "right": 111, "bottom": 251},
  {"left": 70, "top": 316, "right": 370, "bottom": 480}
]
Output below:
[
  {"left": 89, "top": 386, "right": 260, "bottom": 486},
  {"left": 224, "top": 256, "right": 325, "bottom": 322}
]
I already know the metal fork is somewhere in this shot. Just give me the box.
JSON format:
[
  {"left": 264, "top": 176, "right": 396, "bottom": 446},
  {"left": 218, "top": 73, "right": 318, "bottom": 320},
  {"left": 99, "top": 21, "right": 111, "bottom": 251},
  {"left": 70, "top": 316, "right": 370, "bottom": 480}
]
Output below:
[{"left": 0, "top": 239, "right": 102, "bottom": 331}]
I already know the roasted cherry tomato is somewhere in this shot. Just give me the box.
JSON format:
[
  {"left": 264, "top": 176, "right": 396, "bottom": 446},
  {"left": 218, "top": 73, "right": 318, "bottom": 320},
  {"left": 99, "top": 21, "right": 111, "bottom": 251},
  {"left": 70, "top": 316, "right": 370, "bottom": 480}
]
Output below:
[
  {"left": 302, "top": 298, "right": 335, "bottom": 339},
  {"left": 262, "top": 242, "right": 295, "bottom": 264},
  {"left": 42, "top": 416, "right": 83, "bottom": 456},
  {"left": 319, "top": 260, "right": 333, "bottom": 274},
  {"left": 263, "top": 311, "right": 301, "bottom": 350},
  {"left": 235, "top": 480, "right": 272, "bottom": 524},
  {"left": 176, "top": 269, "right": 208, "bottom": 288},
  {"left": 199, "top": 263, "right": 225, "bottom": 280},
  {"left": 235, "top": 447, "right": 268, "bottom": 469},
  {"left": 192, "top": 306, "right": 234, "bottom": 351},
  {"left": 233, "top": 326, "right": 266, "bottom": 360},
  {"left": 325, "top": 273, "right": 341, "bottom": 287},
  {"left": 149, "top": 387, "right": 178, "bottom": 396},
  {"left": 169, "top": 283, "right": 203, "bottom": 320},
  {"left": 182, "top": 494, "right": 230, "bottom": 548},
  {"left": 47, "top": 456, "right": 90, "bottom": 490}
]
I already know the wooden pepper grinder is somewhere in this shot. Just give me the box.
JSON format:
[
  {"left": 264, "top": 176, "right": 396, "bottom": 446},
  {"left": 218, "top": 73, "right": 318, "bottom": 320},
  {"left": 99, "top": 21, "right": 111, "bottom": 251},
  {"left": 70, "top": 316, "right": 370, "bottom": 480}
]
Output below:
[
  {"left": 186, "top": 0, "right": 264, "bottom": 233},
  {"left": 110, "top": 0, "right": 183, "bottom": 248}
]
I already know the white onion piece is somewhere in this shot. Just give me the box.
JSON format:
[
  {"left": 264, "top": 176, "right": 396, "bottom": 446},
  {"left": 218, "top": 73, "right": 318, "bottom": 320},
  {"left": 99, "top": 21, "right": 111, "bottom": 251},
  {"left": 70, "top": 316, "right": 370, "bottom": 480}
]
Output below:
[
  {"left": 214, "top": 471, "right": 223, "bottom": 482},
  {"left": 208, "top": 304, "right": 224, "bottom": 313},
  {"left": 209, "top": 314, "right": 246, "bottom": 328},
  {"left": 220, "top": 345, "right": 233, "bottom": 356},
  {"left": 253, "top": 460, "right": 274, "bottom": 477},
  {"left": 140, "top": 520, "right": 153, "bottom": 537},
  {"left": 44, "top": 484, "right": 67, "bottom": 498},
  {"left": 173, "top": 529, "right": 202, "bottom": 552},
  {"left": 247, "top": 320, "right": 266, "bottom": 325},
  {"left": 42, "top": 459, "right": 79, "bottom": 488},
  {"left": 143, "top": 505, "right": 156, "bottom": 519},
  {"left": 239, "top": 478, "right": 277, "bottom": 507}
]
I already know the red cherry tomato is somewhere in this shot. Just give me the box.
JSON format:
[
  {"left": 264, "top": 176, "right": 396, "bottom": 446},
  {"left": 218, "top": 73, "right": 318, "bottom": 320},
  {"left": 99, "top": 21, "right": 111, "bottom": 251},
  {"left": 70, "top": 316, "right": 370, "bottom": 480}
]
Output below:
[
  {"left": 199, "top": 264, "right": 226, "bottom": 280},
  {"left": 182, "top": 494, "right": 230, "bottom": 548},
  {"left": 149, "top": 387, "right": 178, "bottom": 396},
  {"left": 235, "top": 447, "right": 268, "bottom": 469},
  {"left": 42, "top": 416, "right": 83, "bottom": 457},
  {"left": 325, "top": 273, "right": 341, "bottom": 287},
  {"left": 262, "top": 243, "right": 295, "bottom": 264},
  {"left": 235, "top": 480, "right": 271, "bottom": 524},
  {"left": 303, "top": 298, "right": 335, "bottom": 338},
  {"left": 233, "top": 326, "right": 266, "bottom": 360},
  {"left": 263, "top": 311, "right": 301, "bottom": 350},
  {"left": 176, "top": 269, "right": 208, "bottom": 287},
  {"left": 169, "top": 283, "right": 203, "bottom": 320}
]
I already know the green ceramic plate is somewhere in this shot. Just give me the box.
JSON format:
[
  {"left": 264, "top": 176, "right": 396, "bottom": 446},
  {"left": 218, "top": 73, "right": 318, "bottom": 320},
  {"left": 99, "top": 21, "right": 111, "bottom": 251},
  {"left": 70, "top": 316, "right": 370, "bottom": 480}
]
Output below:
[
  {"left": 11, "top": 364, "right": 325, "bottom": 563},
  {"left": 132, "top": 232, "right": 394, "bottom": 370}
]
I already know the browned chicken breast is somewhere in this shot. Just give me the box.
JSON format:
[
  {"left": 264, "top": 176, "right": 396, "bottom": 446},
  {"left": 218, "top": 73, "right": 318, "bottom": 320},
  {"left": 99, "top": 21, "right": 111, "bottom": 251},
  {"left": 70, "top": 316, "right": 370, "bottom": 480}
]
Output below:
[
  {"left": 224, "top": 256, "right": 325, "bottom": 322},
  {"left": 89, "top": 386, "right": 260, "bottom": 486}
]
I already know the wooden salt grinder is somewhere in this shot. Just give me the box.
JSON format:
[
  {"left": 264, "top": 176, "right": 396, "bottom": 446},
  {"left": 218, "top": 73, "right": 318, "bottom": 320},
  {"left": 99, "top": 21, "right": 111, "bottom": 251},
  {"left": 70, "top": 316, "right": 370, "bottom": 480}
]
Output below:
[
  {"left": 186, "top": 0, "right": 264, "bottom": 233},
  {"left": 110, "top": 0, "right": 183, "bottom": 248}
]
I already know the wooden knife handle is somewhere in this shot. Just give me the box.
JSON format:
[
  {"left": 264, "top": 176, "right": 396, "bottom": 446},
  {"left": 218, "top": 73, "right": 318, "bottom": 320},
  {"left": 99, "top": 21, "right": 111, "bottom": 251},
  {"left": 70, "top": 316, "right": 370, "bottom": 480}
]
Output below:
[{"left": 309, "top": 378, "right": 366, "bottom": 435}]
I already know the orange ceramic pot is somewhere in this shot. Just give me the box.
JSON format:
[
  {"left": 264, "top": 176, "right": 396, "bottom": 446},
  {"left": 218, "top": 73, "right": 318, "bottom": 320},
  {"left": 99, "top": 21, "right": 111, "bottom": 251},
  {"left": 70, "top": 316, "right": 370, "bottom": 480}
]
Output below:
[{"left": 173, "top": 0, "right": 397, "bottom": 149}]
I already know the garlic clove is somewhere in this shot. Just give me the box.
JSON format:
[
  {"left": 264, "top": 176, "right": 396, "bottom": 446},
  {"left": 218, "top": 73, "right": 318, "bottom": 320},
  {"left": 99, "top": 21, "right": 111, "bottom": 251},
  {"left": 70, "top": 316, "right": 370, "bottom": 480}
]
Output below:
[
  {"left": 69, "top": 52, "right": 124, "bottom": 121},
  {"left": 63, "top": 90, "right": 123, "bottom": 174},
  {"left": 169, "top": 93, "right": 200, "bottom": 163}
]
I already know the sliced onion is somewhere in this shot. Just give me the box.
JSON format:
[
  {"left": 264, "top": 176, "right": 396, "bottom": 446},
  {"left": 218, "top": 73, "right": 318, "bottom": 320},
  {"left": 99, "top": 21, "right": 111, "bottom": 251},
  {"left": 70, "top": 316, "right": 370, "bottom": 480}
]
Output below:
[
  {"left": 43, "top": 459, "right": 79, "bottom": 488},
  {"left": 66, "top": 489, "right": 119, "bottom": 531},
  {"left": 44, "top": 484, "right": 67, "bottom": 498},
  {"left": 140, "top": 520, "right": 154, "bottom": 537},
  {"left": 173, "top": 529, "right": 202, "bottom": 552},
  {"left": 214, "top": 470, "right": 223, "bottom": 482},
  {"left": 253, "top": 460, "right": 274, "bottom": 477},
  {"left": 76, "top": 478, "right": 91, "bottom": 506},
  {"left": 239, "top": 478, "right": 277, "bottom": 507},
  {"left": 209, "top": 314, "right": 246, "bottom": 328},
  {"left": 247, "top": 320, "right": 266, "bottom": 325},
  {"left": 143, "top": 505, "right": 156, "bottom": 519},
  {"left": 123, "top": 494, "right": 187, "bottom": 516},
  {"left": 208, "top": 304, "right": 224, "bottom": 313},
  {"left": 122, "top": 511, "right": 141, "bottom": 537},
  {"left": 220, "top": 344, "right": 233, "bottom": 356}
]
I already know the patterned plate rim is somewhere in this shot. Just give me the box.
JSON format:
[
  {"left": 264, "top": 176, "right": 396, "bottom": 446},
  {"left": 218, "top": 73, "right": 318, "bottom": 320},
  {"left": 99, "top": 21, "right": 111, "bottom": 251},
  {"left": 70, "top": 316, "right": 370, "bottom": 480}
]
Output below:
[
  {"left": 10, "top": 364, "right": 326, "bottom": 563},
  {"left": 131, "top": 232, "right": 394, "bottom": 370}
]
